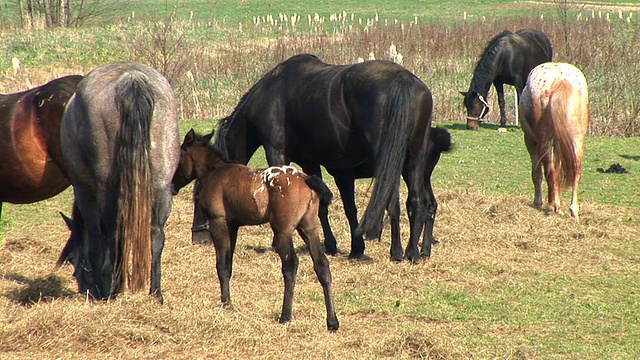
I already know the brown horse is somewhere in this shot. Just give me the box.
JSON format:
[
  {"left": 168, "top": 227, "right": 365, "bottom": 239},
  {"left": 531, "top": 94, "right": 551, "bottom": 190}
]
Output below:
[
  {"left": 519, "top": 62, "right": 589, "bottom": 219},
  {"left": 172, "top": 129, "right": 339, "bottom": 331},
  {"left": 0, "top": 75, "right": 82, "bottom": 219}
]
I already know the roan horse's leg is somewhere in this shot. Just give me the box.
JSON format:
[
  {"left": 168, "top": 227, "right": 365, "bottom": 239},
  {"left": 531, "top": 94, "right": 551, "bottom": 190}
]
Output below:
[{"left": 150, "top": 186, "right": 173, "bottom": 304}]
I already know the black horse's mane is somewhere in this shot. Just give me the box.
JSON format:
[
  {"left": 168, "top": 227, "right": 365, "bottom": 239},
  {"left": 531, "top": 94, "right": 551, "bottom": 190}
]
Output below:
[{"left": 470, "top": 30, "right": 514, "bottom": 90}]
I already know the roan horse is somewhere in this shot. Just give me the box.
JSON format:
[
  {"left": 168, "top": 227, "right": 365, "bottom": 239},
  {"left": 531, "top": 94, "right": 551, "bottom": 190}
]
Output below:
[
  {"left": 191, "top": 53, "right": 438, "bottom": 263},
  {"left": 0, "top": 75, "right": 82, "bottom": 220},
  {"left": 56, "top": 62, "right": 180, "bottom": 303},
  {"left": 461, "top": 29, "right": 553, "bottom": 130},
  {"left": 172, "top": 129, "right": 339, "bottom": 331},
  {"left": 518, "top": 62, "right": 589, "bottom": 220}
]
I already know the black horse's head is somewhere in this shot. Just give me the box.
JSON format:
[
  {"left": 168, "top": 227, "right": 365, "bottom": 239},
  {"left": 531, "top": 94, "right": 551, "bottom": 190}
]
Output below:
[
  {"left": 460, "top": 91, "right": 491, "bottom": 131},
  {"left": 57, "top": 210, "right": 113, "bottom": 300},
  {"left": 171, "top": 128, "right": 214, "bottom": 195}
]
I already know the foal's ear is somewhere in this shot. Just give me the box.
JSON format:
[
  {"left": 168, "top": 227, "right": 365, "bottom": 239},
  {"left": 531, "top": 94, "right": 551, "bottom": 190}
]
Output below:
[{"left": 184, "top": 128, "right": 196, "bottom": 145}]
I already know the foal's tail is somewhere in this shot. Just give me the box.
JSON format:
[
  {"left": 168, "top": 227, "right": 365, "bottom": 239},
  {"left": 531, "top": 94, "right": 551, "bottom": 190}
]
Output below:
[
  {"left": 112, "top": 71, "right": 155, "bottom": 295},
  {"left": 547, "top": 79, "right": 579, "bottom": 189},
  {"left": 304, "top": 175, "right": 334, "bottom": 207},
  {"left": 358, "top": 75, "right": 416, "bottom": 239}
]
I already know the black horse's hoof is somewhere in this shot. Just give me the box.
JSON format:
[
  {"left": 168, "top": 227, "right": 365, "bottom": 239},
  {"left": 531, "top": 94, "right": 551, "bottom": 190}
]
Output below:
[
  {"left": 327, "top": 318, "right": 339, "bottom": 332},
  {"left": 348, "top": 252, "right": 365, "bottom": 260}
]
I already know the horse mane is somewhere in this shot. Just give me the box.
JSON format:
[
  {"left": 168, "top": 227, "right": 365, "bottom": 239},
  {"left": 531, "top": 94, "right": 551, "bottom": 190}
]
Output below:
[
  {"left": 193, "top": 130, "right": 234, "bottom": 164},
  {"left": 470, "top": 30, "right": 514, "bottom": 92}
]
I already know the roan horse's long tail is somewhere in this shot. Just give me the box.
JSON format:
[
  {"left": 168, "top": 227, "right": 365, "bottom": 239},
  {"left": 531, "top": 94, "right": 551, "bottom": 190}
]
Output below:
[
  {"left": 358, "top": 75, "right": 416, "bottom": 239},
  {"left": 112, "top": 71, "right": 155, "bottom": 295},
  {"left": 546, "top": 79, "right": 579, "bottom": 189}
]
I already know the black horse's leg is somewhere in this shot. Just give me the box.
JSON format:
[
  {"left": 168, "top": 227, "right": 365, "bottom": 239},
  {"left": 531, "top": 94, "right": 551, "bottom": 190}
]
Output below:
[
  {"left": 300, "top": 164, "right": 338, "bottom": 256},
  {"left": 273, "top": 231, "right": 299, "bottom": 324},
  {"left": 332, "top": 170, "right": 365, "bottom": 259},
  {"left": 150, "top": 185, "right": 173, "bottom": 304},
  {"left": 210, "top": 218, "right": 233, "bottom": 305},
  {"left": 495, "top": 82, "right": 507, "bottom": 127},
  {"left": 191, "top": 181, "right": 212, "bottom": 244},
  {"left": 402, "top": 169, "right": 428, "bottom": 264},
  {"left": 420, "top": 150, "right": 442, "bottom": 258},
  {"left": 388, "top": 196, "right": 403, "bottom": 262},
  {"left": 296, "top": 217, "right": 339, "bottom": 331}
]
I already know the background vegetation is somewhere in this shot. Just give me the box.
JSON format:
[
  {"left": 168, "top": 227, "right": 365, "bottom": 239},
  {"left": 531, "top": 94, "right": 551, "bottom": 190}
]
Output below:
[{"left": 1, "top": 0, "right": 639, "bottom": 358}]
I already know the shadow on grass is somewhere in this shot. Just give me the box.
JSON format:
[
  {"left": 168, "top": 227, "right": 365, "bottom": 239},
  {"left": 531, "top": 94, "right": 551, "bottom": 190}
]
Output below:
[
  {"left": 439, "top": 122, "right": 520, "bottom": 132},
  {"left": 3, "top": 272, "right": 75, "bottom": 306}
]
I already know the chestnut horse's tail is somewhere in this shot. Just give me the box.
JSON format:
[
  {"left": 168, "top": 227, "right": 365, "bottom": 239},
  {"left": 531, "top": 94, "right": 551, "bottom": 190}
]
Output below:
[
  {"left": 112, "top": 72, "right": 154, "bottom": 294},
  {"left": 358, "top": 75, "right": 416, "bottom": 239},
  {"left": 304, "top": 175, "right": 334, "bottom": 207},
  {"left": 546, "top": 79, "right": 578, "bottom": 189}
]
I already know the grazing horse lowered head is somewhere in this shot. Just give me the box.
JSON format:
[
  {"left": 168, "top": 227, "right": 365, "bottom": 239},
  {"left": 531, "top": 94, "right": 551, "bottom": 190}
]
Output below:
[
  {"left": 57, "top": 62, "right": 180, "bottom": 303},
  {"left": 173, "top": 129, "right": 339, "bottom": 331},
  {"left": 519, "top": 62, "right": 589, "bottom": 220},
  {"left": 461, "top": 29, "right": 553, "bottom": 130},
  {"left": 0, "top": 75, "right": 82, "bottom": 221}
]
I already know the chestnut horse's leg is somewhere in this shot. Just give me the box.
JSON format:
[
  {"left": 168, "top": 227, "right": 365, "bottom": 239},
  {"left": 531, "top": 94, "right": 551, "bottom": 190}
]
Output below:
[
  {"left": 570, "top": 157, "right": 583, "bottom": 220},
  {"left": 272, "top": 230, "right": 299, "bottom": 324},
  {"left": 543, "top": 152, "right": 562, "bottom": 214},
  {"left": 297, "top": 216, "right": 339, "bottom": 331},
  {"left": 209, "top": 218, "right": 233, "bottom": 305}
]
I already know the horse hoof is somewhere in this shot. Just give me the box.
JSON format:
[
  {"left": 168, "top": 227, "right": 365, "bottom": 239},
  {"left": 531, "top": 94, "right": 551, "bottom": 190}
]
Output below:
[
  {"left": 278, "top": 315, "right": 292, "bottom": 324},
  {"left": 348, "top": 252, "right": 366, "bottom": 260},
  {"left": 327, "top": 318, "right": 339, "bottom": 332}
]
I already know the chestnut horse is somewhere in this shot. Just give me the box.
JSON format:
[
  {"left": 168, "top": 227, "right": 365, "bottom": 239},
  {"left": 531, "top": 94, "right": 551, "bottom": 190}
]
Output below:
[
  {"left": 0, "top": 75, "right": 82, "bottom": 220},
  {"left": 172, "top": 129, "right": 339, "bottom": 331},
  {"left": 57, "top": 62, "right": 180, "bottom": 303},
  {"left": 519, "top": 62, "right": 589, "bottom": 219}
]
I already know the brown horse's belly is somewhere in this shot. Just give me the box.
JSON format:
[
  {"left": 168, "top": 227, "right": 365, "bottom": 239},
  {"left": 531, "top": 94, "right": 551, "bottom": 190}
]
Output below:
[{"left": 0, "top": 157, "right": 70, "bottom": 204}]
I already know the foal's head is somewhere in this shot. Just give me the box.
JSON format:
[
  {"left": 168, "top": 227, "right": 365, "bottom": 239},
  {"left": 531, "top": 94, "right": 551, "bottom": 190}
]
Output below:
[{"left": 172, "top": 128, "right": 229, "bottom": 194}]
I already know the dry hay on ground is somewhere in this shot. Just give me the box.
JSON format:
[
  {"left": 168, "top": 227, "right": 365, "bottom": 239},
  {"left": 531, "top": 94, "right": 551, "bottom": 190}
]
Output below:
[{"left": 0, "top": 181, "right": 638, "bottom": 358}]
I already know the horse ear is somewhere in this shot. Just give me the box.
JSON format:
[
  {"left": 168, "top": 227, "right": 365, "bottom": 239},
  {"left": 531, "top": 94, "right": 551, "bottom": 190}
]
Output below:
[
  {"left": 59, "top": 211, "right": 73, "bottom": 230},
  {"left": 459, "top": 91, "right": 468, "bottom": 97},
  {"left": 184, "top": 128, "right": 196, "bottom": 145},
  {"left": 203, "top": 130, "right": 214, "bottom": 143}
]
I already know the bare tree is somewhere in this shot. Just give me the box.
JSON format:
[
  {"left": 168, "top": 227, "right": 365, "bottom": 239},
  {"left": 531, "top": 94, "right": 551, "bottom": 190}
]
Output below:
[{"left": 13, "top": 0, "right": 130, "bottom": 28}]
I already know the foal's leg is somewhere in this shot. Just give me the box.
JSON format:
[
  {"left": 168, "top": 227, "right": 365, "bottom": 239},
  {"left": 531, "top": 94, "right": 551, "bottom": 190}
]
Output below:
[
  {"left": 272, "top": 229, "right": 299, "bottom": 324},
  {"left": 297, "top": 217, "right": 339, "bottom": 331},
  {"left": 191, "top": 181, "right": 213, "bottom": 244},
  {"left": 209, "top": 218, "right": 233, "bottom": 305},
  {"left": 150, "top": 185, "right": 173, "bottom": 304}
]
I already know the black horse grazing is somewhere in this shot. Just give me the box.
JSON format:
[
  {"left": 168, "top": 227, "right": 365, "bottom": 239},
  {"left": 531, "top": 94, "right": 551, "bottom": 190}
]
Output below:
[
  {"left": 460, "top": 29, "right": 553, "bottom": 130},
  {"left": 57, "top": 62, "right": 180, "bottom": 303},
  {"left": 190, "top": 53, "right": 439, "bottom": 264}
]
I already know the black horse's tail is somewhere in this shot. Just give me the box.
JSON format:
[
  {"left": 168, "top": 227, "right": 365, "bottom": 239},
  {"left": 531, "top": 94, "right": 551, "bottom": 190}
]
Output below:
[
  {"left": 358, "top": 75, "right": 416, "bottom": 239},
  {"left": 112, "top": 71, "right": 155, "bottom": 295},
  {"left": 429, "top": 127, "right": 453, "bottom": 156},
  {"left": 305, "top": 175, "right": 333, "bottom": 207}
]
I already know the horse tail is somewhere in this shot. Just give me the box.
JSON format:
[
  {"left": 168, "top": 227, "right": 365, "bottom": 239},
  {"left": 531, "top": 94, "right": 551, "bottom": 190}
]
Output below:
[
  {"left": 113, "top": 71, "right": 155, "bottom": 295},
  {"left": 429, "top": 127, "right": 453, "bottom": 156},
  {"left": 304, "top": 175, "right": 334, "bottom": 207},
  {"left": 547, "top": 79, "right": 578, "bottom": 189},
  {"left": 359, "top": 76, "right": 416, "bottom": 239}
]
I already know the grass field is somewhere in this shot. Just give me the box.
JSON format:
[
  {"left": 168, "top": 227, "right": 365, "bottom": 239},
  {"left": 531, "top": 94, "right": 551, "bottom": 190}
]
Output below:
[{"left": 1, "top": 0, "right": 640, "bottom": 358}]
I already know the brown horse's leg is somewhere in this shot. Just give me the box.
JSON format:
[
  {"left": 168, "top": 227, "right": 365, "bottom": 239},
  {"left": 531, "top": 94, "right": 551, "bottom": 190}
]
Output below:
[
  {"left": 210, "top": 218, "right": 233, "bottom": 305},
  {"left": 297, "top": 219, "right": 339, "bottom": 331},
  {"left": 495, "top": 83, "right": 508, "bottom": 127},
  {"left": 272, "top": 231, "right": 298, "bottom": 324}
]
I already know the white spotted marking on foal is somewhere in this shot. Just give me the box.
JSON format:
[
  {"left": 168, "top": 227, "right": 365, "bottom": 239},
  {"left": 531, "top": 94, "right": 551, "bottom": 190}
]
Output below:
[{"left": 261, "top": 165, "right": 299, "bottom": 187}]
